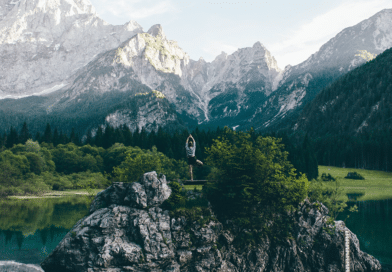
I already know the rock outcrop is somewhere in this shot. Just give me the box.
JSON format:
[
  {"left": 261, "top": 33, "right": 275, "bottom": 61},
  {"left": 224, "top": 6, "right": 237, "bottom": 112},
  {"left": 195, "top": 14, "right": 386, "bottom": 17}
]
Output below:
[
  {"left": 0, "top": 261, "right": 44, "bottom": 272},
  {"left": 41, "top": 171, "right": 382, "bottom": 272}
]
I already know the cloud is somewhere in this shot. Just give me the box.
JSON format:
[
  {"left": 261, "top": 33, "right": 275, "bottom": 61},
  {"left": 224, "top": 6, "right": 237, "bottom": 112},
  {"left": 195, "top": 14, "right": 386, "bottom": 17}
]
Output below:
[
  {"left": 269, "top": 0, "right": 391, "bottom": 67},
  {"left": 93, "top": 0, "right": 176, "bottom": 20}
]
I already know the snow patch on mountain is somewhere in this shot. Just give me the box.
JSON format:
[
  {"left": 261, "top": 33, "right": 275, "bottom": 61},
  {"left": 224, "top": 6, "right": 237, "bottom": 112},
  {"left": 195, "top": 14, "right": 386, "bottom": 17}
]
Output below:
[{"left": 0, "top": 0, "right": 142, "bottom": 97}]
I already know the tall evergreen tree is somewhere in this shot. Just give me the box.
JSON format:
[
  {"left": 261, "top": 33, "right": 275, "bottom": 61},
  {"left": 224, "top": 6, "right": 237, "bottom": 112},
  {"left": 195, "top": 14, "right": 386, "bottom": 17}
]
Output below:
[
  {"left": 70, "top": 128, "right": 78, "bottom": 145},
  {"left": 19, "top": 122, "right": 30, "bottom": 144},
  {"left": 85, "top": 129, "right": 92, "bottom": 145},
  {"left": 0, "top": 133, "right": 4, "bottom": 149},
  {"left": 43, "top": 123, "right": 52, "bottom": 143},
  {"left": 5, "top": 126, "right": 18, "bottom": 148},
  {"left": 53, "top": 128, "right": 60, "bottom": 146},
  {"left": 122, "top": 125, "right": 133, "bottom": 146},
  {"left": 95, "top": 126, "right": 104, "bottom": 147},
  {"left": 35, "top": 132, "right": 41, "bottom": 143},
  {"left": 102, "top": 125, "right": 114, "bottom": 149}
]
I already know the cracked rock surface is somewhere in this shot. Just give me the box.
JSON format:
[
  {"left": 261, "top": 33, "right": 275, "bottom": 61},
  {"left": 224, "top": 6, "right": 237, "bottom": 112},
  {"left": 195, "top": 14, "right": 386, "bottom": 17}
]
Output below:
[{"left": 41, "top": 172, "right": 381, "bottom": 272}]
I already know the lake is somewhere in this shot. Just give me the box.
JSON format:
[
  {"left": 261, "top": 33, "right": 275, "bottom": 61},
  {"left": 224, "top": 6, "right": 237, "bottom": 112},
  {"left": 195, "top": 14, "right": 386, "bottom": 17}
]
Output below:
[
  {"left": 0, "top": 196, "right": 91, "bottom": 266},
  {"left": 337, "top": 198, "right": 392, "bottom": 269},
  {"left": 0, "top": 196, "right": 391, "bottom": 269}
]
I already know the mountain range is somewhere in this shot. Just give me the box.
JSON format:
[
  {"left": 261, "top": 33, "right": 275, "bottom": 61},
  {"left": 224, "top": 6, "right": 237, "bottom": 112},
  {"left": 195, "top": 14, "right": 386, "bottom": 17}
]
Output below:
[{"left": 0, "top": 0, "right": 391, "bottom": 135}]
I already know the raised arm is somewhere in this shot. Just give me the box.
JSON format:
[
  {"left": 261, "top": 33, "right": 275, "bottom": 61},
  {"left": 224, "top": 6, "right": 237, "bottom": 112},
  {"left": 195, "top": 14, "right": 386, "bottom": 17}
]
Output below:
[
  {"left": 190, "top": 135, "right": 196, "bottom": 150},
  {"left": 185, "top": 135, "right": 190, "bottom": 148}
]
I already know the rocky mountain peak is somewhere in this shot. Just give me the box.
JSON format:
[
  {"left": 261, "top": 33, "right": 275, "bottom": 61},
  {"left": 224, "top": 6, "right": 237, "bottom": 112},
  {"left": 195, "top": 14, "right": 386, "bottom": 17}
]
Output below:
[
  {"left": 252, "top": 41, "right": 265, "bottom": 49},
  {"left": 124, "top": 20, "right": 141, "bottom": 31},
  {"left": 33, "top": 0, "right": 96, "bottom": 14},
  {"left": 147, "top": 24, "right": 165, "bottom": 38},
  {"left": 367, "top": 8, "right": 392, "bottom": 51},
  {"left": 213, "top": 51, "right": 228, "bottom": 62},
  {"left": 0, "top": 0, "right": 142, "bottom": 98},
  {"left": 0, "top": 0, "right": 95, "bottom": 44}
]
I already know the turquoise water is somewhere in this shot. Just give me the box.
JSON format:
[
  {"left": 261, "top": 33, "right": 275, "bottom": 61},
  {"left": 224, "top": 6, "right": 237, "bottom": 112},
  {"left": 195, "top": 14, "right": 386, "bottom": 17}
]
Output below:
[
  {"left": 0, "top": 196, "right": 90, "bottom": 266},
  {"left": 337, "top": 199, "right": 392, "bottom": 266}
]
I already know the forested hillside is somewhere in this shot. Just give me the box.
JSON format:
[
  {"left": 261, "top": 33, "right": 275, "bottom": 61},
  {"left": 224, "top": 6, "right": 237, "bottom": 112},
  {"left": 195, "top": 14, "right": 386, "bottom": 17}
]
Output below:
[
  {"left": 0, "top": 87, "right": 185, "bottom": 136},
  {"left": 294, "top": 47, "right": 392, "bottom": 171}
]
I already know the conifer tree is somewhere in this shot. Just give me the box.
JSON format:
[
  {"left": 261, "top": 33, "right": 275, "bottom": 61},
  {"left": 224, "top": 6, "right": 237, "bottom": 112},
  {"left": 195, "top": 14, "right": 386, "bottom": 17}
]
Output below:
[
  {"left": 43, "top": 123, "right": 52, "bottom": 143},
  {"left": 19, "top": 122, "right": 30, "bottom": 144},
  {"left": 53, "top": 128, "right": 60, "bottom": 146},
  {"left": 5, "top": 126, "right": 18, "bottom": 148},
  {"left": 85, "top": 129, "right": 92, "bottom": 145},
  {"left": 95, "top": 126, "right": 104, "bottom": 147}
]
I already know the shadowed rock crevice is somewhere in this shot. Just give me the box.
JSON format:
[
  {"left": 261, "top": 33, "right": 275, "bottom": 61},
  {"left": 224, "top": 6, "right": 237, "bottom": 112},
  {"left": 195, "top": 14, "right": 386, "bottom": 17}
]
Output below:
[{"left": 41, "top": 171, "right": 382, "bottom": 272}]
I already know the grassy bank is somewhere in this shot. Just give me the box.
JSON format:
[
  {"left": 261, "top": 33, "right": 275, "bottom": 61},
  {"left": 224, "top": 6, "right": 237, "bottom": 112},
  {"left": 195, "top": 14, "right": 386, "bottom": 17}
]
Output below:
[
  {"left": 319, "top": 165, "right": 392, "bottom": 201},
  {"left": 183, "top": 185, "right": 203, "bottom": 191},
  {"left": 7, "top": 189, "right": 103, "bottom": 199}
]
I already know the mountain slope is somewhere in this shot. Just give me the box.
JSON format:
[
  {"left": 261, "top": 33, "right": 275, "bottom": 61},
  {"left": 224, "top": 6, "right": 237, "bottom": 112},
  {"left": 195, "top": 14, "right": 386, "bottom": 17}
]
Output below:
[
  {"left": 249, "top": 8, "right": 392, "bottom": 131},
  {"left": 0, "top": 0, "right": 142, "bottom": 98},
  {"left": 294, "top": 46, "right": 392, "bottom": 136},
  {"left": 0, "top": 86, "right": 185, "bottom": 134},
  {"left": 181, "top": 42, "right": 281, "bottom": 125},
  {"left": 1, "top": 4, "right": 392, "bottom": 135},
  {"left": 38, "top": 24, "right": 281, "bottom": 130}
]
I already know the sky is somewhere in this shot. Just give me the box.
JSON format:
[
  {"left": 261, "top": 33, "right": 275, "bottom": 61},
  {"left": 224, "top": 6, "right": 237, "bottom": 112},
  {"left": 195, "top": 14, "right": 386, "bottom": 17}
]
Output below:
[{"left": 89, "top": 0, "right": 391, "bottom": 69}]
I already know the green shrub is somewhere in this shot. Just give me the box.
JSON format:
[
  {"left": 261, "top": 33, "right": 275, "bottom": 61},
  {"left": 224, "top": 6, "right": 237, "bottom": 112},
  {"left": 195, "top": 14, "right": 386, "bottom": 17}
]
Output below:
[
  {"left": 204, "top": 128, "right": 309, "bottom": 225},
  {"left": 344, "top": 172, "right": 364, "bottom": 180},
  {"left": 321, "top": 173, "right": 336, "bottom": 181},
  {"left": 162, "top": 181, "right": 186, "bottom": 210},
  {"left": 113, "top": 146, "right": 187, "bottom": 182}
]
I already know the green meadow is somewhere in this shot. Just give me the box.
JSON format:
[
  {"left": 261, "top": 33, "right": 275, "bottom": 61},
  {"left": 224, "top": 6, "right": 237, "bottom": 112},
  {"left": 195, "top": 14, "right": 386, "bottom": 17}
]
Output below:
[
  {"left": 183, "top": 185, "right": 203, "bottom": 191},
  {"left": 318, "top": 165, "right": 392, "bottom": 201},
  {"left": 8, "top": 166, "right": 392, "bottom": 202}
]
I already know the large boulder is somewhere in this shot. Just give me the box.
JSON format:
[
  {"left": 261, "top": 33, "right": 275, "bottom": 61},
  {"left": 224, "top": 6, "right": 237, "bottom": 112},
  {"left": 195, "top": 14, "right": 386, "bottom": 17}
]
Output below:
[
  {"left": 89, "top": 171, "right": 172, "bottom": 213},
  {"left": 41, "top": 172, "right": 382, "bottom": 272}
]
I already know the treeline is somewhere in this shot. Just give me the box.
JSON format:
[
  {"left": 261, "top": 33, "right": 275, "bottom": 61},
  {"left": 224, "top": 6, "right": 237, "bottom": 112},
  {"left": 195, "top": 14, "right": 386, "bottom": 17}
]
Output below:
[
  {"left": 0, "top": 123, "right": 319, "bottom": 197},
  {"left": 0, "top": 139, "right": 189, "bottom": 196},
  {"left": 313, "top": 129, "right": 392, "bottom": 171},
  {"left": 291, "top": 47, "right": 392, "bottom": 172},
  {"left": 1, "top": 122, "right": 319, "bottom": 180}
]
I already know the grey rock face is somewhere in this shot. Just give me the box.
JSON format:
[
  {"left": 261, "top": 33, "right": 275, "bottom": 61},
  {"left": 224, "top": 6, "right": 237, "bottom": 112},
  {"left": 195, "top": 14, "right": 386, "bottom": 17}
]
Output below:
[
  {"left": 0, "top": 0, "right": 142, "bottom": 98},
  {"left": 41, "top": 172, "right": 381, "bottom": 272},
  {"left": 89, "top": 171, "right": 171, "bottom": 213},
  {"left": 0, "top": 261, "right": 44, "bottom": 272},
  {"left": 251, "top": 9, "right": 392, "bottom": 131}
]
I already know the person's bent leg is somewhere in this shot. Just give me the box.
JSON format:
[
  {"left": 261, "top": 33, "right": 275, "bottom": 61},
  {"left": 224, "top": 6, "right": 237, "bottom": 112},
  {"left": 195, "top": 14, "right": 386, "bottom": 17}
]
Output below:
[{"left": 196, "top": 160, "right": 203, "bottom": 167}]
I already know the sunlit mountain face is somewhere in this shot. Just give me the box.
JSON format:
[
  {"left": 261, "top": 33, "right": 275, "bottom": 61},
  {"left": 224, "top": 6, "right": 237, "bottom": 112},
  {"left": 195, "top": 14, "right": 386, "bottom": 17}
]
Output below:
[{"left": 0, "top": 1, "right": 391, "bottom": 135}]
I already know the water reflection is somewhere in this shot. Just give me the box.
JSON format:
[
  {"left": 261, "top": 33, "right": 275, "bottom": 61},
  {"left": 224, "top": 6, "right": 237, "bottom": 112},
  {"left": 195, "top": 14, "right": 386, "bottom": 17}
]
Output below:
[
  {"left": 0, "top": 196, "right": 90, "bottom": 265},
  {"left": 338, "top": 199, "right": 392, "bottom": 266}
]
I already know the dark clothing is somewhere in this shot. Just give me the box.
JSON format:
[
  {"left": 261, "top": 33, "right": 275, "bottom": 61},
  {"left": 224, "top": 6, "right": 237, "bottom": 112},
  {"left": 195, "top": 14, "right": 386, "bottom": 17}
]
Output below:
[{"left": 187, "top": 156, "right": 197, "bottom": 165}]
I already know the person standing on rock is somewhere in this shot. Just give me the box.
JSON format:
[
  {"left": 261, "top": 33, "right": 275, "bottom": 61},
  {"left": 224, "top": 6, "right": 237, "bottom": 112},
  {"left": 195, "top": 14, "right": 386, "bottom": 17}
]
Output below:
[{"left": 185, "top": 134, "right": 203, "bottom": 181}]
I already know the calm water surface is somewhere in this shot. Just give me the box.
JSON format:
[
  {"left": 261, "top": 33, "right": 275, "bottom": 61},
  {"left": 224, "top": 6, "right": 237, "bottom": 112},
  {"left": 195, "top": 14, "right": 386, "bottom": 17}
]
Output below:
[
  {"left": 0, "top": 196, "right": 391, "bottom": 268},
  {"left": 337, "top": 198, "right": 392, "bottom": 267},
  {"left": 0, "top": 196, "right": 90, "bottom": 266}
]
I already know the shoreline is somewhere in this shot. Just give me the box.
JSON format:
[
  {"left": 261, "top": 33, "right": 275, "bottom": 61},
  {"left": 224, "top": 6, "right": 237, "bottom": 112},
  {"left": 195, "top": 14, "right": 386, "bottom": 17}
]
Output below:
[{"left": 6, "top": 189, "right": 103, "bottom": 200}]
